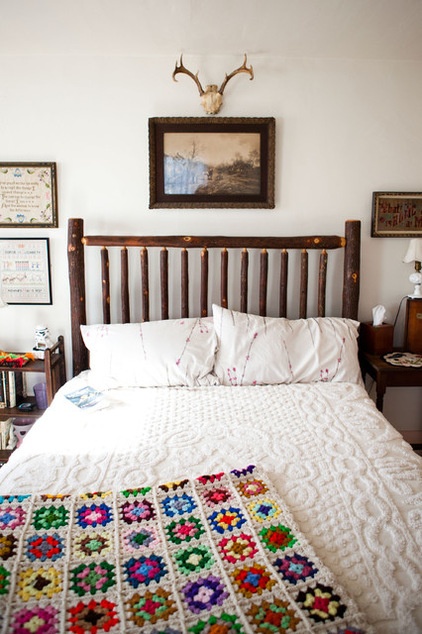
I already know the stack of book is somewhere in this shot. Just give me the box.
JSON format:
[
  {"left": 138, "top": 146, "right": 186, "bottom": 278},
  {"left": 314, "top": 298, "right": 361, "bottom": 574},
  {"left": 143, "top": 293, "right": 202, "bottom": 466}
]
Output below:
[{"left": 0, "top": 372, "right": 25, "bottom": 409}]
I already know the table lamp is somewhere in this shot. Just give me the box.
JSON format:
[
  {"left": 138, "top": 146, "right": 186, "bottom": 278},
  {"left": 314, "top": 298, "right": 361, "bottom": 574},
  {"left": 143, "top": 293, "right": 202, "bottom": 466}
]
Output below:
[{"left": 402, "top": 238, "right": 422, "bottom": 298}]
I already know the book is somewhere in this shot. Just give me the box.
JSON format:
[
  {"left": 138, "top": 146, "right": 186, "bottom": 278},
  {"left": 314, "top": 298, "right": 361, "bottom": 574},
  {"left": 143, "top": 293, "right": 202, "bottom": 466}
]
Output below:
[
  {"left": 8, "top": 371, "right": 16, "bottom": 409},
  {"left": 65, "top": 386, "right": 106, "bottom": 410},
  {"left": 1, "top": 372, "right": 5, "bottom": 408},
  {"left": 1, "top": 371, "right": 16, "bottom": 408},
  {"left": 15, "top": 372, "right": 24, "bottom": 404},
  {"left": 0, "top": 373, "right": 4, "bottom": 408}
]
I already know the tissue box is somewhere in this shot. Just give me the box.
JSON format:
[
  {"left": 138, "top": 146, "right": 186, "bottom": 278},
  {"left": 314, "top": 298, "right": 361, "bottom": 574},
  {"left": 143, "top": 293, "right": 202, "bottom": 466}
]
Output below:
[{"left": 359, "top": 322, "right": 394, "bottom": 355}]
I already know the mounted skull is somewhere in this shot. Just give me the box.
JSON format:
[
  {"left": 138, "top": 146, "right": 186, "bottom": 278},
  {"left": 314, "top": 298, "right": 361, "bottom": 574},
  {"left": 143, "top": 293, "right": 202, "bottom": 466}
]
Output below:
[{"left": 172, "top": 54, "right": 254, "bottom": 115}]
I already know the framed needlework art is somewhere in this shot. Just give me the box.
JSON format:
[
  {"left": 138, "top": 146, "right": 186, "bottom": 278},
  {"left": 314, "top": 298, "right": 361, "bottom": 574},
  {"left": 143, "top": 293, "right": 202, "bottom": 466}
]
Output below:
[
  {"left": 371, "top": 192, "right": 422, "bottom": 237},
  {"left": 0, "top": 162, "right": 58, "bottom": 228},
  {"left": 0, "top": 238, "right": 52, "bottom": 305}
]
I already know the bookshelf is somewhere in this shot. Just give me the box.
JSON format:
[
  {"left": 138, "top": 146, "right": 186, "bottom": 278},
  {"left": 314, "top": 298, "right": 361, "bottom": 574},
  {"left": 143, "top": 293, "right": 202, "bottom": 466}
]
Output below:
[{"left": 0, "top": 336, "right": 66, "bottom": 465}]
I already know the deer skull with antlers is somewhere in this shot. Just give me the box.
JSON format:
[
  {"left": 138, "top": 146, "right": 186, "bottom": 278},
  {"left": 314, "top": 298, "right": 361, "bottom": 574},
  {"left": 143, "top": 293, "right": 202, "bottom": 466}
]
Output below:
[{"left": 172, "top": 54, "right": 254, "bottom": 115}]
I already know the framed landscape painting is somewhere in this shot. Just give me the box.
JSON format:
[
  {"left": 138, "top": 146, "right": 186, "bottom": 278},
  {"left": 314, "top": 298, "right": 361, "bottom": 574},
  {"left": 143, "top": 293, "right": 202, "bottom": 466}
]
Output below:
[{"left": 149, "top": 117, "right": 275, "bottom": 209}]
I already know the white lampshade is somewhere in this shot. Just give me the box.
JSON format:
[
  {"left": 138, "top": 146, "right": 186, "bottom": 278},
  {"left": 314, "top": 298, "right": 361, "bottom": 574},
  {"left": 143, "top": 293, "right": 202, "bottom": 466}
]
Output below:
[
  {"left": 0, "top": 295, "right": 7, "bottom": 308},
  {"left": 403, "top": 238, "right": 422, "bottom": 264}
]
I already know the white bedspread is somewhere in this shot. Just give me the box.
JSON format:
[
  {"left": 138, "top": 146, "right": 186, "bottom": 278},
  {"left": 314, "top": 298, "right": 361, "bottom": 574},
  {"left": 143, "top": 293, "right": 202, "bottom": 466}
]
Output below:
[{"left": 1, "top": 373, "right": 421, "bottom": 633}]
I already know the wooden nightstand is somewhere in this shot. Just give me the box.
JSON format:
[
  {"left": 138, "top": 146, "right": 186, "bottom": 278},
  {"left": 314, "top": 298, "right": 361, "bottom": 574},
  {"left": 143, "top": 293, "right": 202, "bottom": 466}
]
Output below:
[
  {"left": 360, "top": 350, "right": 422, "bottom": 413},
  {"left": 0, "top": 336, "right": 66, "bottom": 465}
]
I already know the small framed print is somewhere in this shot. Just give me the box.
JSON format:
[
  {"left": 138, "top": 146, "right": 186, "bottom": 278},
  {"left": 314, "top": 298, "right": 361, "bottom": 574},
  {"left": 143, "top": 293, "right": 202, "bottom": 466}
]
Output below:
[
  {"left": 371, "top": 192, "right": 422, "bottom": 237},
  {"left": 0, "top": 238, "right": 52, "bottom": 305},
  {"left": 0, "top": 162, "right": 58, "bottom": 228},
  {"left": 149, "top": 117, "right": 275, "bottom": 209}
]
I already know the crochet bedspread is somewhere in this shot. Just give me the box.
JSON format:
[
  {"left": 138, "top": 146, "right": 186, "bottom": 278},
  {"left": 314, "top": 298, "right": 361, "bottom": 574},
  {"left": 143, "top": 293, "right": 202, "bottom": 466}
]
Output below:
[
  {"left": 0, "top": 465, "right": 369, "bottom": 634},
  {"left": 0, "top": 376, "right": 421, "bottom": 633}
]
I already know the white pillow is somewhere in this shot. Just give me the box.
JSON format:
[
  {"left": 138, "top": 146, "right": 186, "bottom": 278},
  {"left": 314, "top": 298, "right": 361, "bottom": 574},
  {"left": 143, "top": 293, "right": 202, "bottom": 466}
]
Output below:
[
  {"left": 81, "top": 317, "right": 217, "bottom": 388},
  {"left": 212, "top": 304, "right": 362, "bottom": 386}
]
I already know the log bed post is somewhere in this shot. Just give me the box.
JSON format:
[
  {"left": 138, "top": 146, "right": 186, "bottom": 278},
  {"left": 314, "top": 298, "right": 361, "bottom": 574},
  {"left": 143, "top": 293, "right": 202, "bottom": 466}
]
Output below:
[
  {"left": 67, "top": 218, "right": 89, "bottom": 378},
  {"left": 342, "top": 219, "right": 361, "bottom": 320}
]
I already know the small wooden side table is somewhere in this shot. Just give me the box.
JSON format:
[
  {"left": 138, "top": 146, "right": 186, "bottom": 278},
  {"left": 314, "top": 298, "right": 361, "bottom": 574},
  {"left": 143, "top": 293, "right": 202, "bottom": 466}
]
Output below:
[
  {"left": 360, "top": 351, "right": 422, "bottom": 413},
  {"left": 0, "top": 337, "right": 66, "bottom": 466}
]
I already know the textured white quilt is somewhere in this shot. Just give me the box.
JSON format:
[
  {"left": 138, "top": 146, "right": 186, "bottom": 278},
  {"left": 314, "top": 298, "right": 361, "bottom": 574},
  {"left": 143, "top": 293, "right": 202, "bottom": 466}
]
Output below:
[{"left": 0, "top": 374, "right": 421, "bottom": 633}]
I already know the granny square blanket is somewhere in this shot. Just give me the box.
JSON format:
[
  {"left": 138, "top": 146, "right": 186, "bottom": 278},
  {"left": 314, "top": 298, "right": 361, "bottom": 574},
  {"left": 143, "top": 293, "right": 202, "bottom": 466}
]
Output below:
[{"left": 0, "top": 465, "right": 370, "bottom": 633}]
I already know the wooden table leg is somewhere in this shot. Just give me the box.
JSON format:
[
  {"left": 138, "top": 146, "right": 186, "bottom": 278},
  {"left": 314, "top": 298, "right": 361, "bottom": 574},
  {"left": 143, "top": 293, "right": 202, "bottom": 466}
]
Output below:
[{"left": 375, "top": 385, "right": 385, "bottom": 412}]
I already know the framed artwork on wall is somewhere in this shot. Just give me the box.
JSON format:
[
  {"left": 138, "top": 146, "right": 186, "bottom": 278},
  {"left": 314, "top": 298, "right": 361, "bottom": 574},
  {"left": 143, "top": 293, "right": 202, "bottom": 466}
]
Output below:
[
  {"left": 149, "top": 117, "right": 275, "bottom": 209},
  {"left": 371, "top": 192, "right": 422, "bottom": 237},
  {"left": 0, "top": 238, "right": 52, "bottom": 304},
  {"left": 0, "top": 162, "right": 58, "bottom": 228}
]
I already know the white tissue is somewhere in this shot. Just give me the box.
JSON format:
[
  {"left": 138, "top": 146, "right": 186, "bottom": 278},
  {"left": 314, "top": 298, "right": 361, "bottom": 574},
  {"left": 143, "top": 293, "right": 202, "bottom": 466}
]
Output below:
[{"left": 372, "top": 305, "right": 386, "bottom": 326}]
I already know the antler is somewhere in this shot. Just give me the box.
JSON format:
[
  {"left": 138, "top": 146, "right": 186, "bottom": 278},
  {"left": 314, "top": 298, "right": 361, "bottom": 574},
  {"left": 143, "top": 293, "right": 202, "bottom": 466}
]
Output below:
[
  {"left": 172, "top": 55, "right": 204, "bottom": 96},
  {"left": 172, "top": 53, "right": 254, "bottom": 114},
  {"left": 218, "top": 53, "right": 254, "bottom": 95}
]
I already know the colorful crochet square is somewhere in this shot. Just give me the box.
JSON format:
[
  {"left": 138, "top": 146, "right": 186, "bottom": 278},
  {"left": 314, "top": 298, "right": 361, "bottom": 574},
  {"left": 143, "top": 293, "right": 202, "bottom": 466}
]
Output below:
[
  {"left": 0, "top": 505, "right": 26, "bottom": 530},
  {"left": 162, "top": 493, "right": 197, "bottom": 517},
  {"left": 248, "top": 497, "right": 282, "bottom": 522},
  {"left": 247, "top": 598, "right": 301, "bottom": 632},
  {"left": 124, "top": 554, "right": 168, "bottom": 588},
  {"left": 182, "top": 574, "right": 228, "bottom": 614},
  {"left": 127, "top": 588, "right": 177, "bottom": 626},
  {"left": 188, "top": 612, "right": 244, "bottom": 633},
  {"left": 0, "top": 465, "right": 368, "bottom": 633},
  {"left": 73, "top": 530, "right": 112, "bottom": 559},
  {"left": 296, "top": 583, "right": 347, "bottom": 622},
  {"left": 70, "top": 561, "right": 115, "bottom": 596},
  {"left": 218, "top": 532, "right": 258, "bottom": 564},
  {"left": 231, "top": 563, "right": 276, "bottom": 597},
  {"left": 166, "top": 516, "right": 205, "bottom": 544},
  {"left": 67, "top": 598, "right": 119, "bottom": 632},
  {"left": 208, "top": 506, "right": 246, "bottom": 534},
  {"left": 235, "top": 477, "right": 268, "bottom": 498},
  {"left": 0, "top": 533, "right": 17, "bottom": 560},
  {"left": 121, "top": 525, "right": 160, "bottom": 552},
  {"left": 274, "top": 552, "right": 318, "bottom": 584},
  {"left": 201, "top": 486, "right": 232, "bottom": 507},
  {"left": 76, "top": 503, "right": 112, "bottom": 528},
  {"left": 26, "top": 532, "right": 65, "bottom": 562},
  {"left": 259, "top": 524, "right": 298, "bottom": 552},
  {"left": 120, "top": 498, "right": 155, "bottom": 523},
  {"left": 9, "top": 606, "right": 59, "bottom": 634}
]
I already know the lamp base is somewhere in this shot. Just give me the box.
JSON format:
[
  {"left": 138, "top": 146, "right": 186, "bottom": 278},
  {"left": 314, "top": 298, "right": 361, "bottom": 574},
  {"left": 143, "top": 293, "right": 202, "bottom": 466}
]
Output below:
[
  {"left": 408, "top": 272, "right": 422, "bottom": 298},
  {"left": 407, "top": 286, "right": 421, "bottom": 299}
]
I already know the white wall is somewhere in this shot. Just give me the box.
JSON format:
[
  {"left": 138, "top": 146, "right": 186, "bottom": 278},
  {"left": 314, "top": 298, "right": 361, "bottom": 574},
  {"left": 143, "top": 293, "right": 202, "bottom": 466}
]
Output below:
[{"left": 0, "top": 4, "right": 421, "bottom": 429}]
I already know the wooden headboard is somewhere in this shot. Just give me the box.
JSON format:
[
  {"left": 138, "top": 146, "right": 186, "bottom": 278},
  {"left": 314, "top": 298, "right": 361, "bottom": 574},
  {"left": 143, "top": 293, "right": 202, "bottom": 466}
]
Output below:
[{"left": 67, "top": 218, "right": 361, "bottom": 377}]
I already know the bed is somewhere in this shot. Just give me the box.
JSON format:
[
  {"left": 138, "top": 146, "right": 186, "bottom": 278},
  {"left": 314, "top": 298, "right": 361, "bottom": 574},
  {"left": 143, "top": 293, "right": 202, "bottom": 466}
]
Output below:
[{"left": 0, "top": 218, "right": 421, "bottom": 634}]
